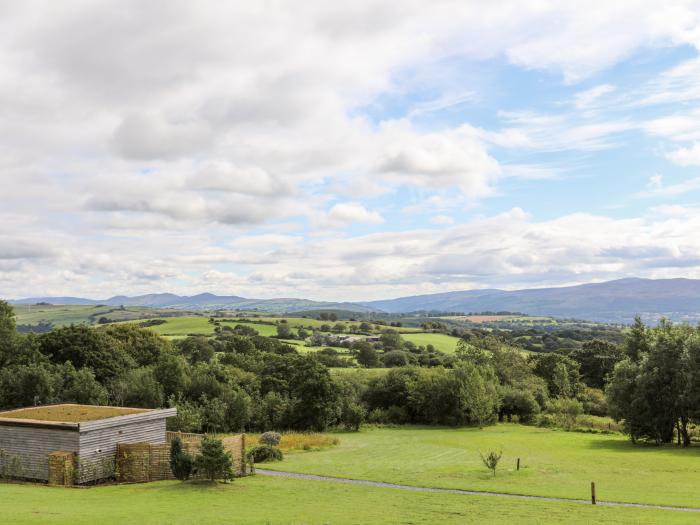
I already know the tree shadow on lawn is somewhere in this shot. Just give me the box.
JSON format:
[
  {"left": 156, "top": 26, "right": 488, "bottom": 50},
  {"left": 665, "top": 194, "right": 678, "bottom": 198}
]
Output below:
[
  {"left": 585, "top": 437, "right": 700, "bottom": 456},
  {"left": 155, "top": 479, "right": 244, "bottom": 494}
]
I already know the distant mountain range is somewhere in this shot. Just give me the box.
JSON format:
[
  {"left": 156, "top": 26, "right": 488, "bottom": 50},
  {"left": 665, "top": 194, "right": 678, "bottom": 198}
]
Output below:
[
  {"left": 10, "top": 292, "right": 375, "bottom": 314},
  {"left": 362, "top": 278, "right": 700, "bottom": 323},
  {"left": 10, "top": 278, "right": 700, "bottom": 323}
]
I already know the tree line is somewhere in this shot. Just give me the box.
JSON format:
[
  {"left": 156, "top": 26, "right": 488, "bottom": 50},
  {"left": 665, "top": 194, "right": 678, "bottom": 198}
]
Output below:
[
  {"left": 606, "top": 317, "right": 700, "bottom": 445},
  {"left": 5, "top": 300, "right": 692, "bottom": 443}
]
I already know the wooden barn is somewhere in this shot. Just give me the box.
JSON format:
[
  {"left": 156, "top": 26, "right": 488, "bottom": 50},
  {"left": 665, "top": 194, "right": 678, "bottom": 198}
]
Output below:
[{"left": 0, "top": 404, "right": 176, "bottom": 484}]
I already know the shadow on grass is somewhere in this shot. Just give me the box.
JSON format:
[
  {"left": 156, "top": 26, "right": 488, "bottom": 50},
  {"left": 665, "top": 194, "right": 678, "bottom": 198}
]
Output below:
[
  {"left": 585, "top": 437, "right": 700, "bottom": 456},
  {"left": 151, "top": 479, "right": 245, "bottom": 494}
]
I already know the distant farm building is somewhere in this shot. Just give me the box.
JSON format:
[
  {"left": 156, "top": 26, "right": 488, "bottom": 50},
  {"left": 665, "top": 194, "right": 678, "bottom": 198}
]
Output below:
[{"left": 0, "top": 404, "right": 176, "bottom": 484}]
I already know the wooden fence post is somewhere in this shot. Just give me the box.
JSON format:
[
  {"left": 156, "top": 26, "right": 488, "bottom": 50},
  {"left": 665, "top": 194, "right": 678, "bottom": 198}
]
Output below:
[
  {"left": 591, "top": 482, "right": 596, "bottom": 505},
  {"left": 241, "top": 434, "right": 247, "bottom": 476},
  {"left": 516, "top": 458, "right": 520, "bottom": 471}
]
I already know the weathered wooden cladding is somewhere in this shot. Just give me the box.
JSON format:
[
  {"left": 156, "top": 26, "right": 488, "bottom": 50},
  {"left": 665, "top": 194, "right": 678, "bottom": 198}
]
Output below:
[
  {"left": 0, "top": 407, "right": 176, "bottom": 483},
  {"left": 76, "top": 408, "right": 175, "bottom": 483},
  {"left": 0, "top": 424, "right": 79, "bottom": 481}
]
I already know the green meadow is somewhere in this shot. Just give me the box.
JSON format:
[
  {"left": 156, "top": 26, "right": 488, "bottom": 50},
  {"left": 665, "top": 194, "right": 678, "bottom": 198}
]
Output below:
[
  {"left": 136, "top": 317, "right": 279, "bottom": 337},
  {"left": 402, "top": 332, "right": 462, "bottom": 353},
  {"left": 262, "top": 424, "right": 700, "bottom": 508},
  {"left": 2, "top": 474, "right": 697, "bottom": 525}
]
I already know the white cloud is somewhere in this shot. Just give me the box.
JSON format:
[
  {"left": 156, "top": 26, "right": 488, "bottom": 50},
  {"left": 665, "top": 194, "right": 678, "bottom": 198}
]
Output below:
[
  {"left": 667, "top": 143, "right": 700, "bottom": 166},
  {"left": 643, "top": 109, "right": 700, "bottom": 142},
  {"left": 315, "top": 203, "right": 384, "bottom": 229},
  {"left": 637, "top": 173, "right": 700, "bottom": 197},
  {"left": 486, "top": 111, "right": 633, "bottom": 152},
  {"left": 430, "top": 215, "right": 455, "bottom": 225},
  {"left": 377, "top": 122, "right": 500, "bottom": 197},
  {"left": 574, "top": 84, "right": 616, "bottom": 110}
]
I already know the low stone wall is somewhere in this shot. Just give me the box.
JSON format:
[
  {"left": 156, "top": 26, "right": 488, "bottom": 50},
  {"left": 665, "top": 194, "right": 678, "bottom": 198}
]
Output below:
[{"left": 116, "top": 432, "right": 247, "bottom": 483}]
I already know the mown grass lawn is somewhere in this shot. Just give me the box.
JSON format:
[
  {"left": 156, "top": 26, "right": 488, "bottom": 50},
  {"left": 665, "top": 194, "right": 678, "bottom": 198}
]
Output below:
[
  {"left": 1, "top": 475, "right": 697, "bottom": 524},
  {"left": 262, "top": 424, "right": 700, "bottom": 508}
]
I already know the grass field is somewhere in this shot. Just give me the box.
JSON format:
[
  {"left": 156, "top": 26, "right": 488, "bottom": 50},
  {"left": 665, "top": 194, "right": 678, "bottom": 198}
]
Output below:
[
  {"left": 124, "top": 317, "right": 279, "bottom": 337},
  {"left": 262, "top": 424, "right": 700, "bottom": 508},
  {"left": 129, "top": 316, "right": 432, "bottom": 349},
  {"left": 12, "top": 305, "right": 192, "bottom": 327},
  {"left": 2, "top": 475, "right": 697, "bottom": 524},
  {"left": 402, "top": 332, "right": 461, "bottom": 353},
  {"left": 13, "top": 304, "right": 110, "bottom": 326}
]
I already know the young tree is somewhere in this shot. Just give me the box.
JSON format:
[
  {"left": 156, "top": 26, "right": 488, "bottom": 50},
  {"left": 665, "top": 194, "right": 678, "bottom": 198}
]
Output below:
[
  {"left": 195, "top": 436, "right": 234, "bottom": 482},
  {"left": 169, "top": 436, "right": 194, "bottom": 481},
  {"left": 457, "top": 362, "right": 500, "bottom": 427},
  {"left": 479, "top": 450, "right": 502, "bottom": 477}
]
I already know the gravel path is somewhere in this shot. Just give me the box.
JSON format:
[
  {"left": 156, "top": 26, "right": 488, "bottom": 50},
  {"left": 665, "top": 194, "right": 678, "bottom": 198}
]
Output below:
[{"left": 256, "top": 469, "right": 700, "bottom": 513}]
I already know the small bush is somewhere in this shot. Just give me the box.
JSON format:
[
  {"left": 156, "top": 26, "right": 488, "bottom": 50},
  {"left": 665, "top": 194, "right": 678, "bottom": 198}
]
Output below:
[
  {"left": 259, "top": 431, "right": 282, "bottom": 446},
  {"left": 169, "top": 437, "right": 194, "bottom": 481},
  {"left": 247, "top": 445, "right": 283, "bottom": 463}
]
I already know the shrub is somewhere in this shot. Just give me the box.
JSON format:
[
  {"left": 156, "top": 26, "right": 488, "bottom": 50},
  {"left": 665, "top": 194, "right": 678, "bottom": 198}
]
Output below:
[
  {"left": 383, "top": 350, "right": 409, "bottom": 367},
  {"left": 259, "top": 431, "right": 282, "bottom": 446},
  {"left": 367, "top": 407, "right": 387, "bottom": 424},
  {"left": 169, "top": 437, "right": 194, "bottom": 481},
  {"left": 545, "top": 398, "right": 584, "bottom": 430},
  {"left": 195, "top": 436, "right": 233, "bottom": 482},
  {"left": 340, "top": 401, "right": 366, "bottom": 431},
  {"left": 582, "top": 387, "right": 608, "bottom": 417},
  {"left": 247, "top": 445, "right": 283, "bottom": 463},
  {"left": 499, "top": 387, "right": 540, "bottom": 423}
]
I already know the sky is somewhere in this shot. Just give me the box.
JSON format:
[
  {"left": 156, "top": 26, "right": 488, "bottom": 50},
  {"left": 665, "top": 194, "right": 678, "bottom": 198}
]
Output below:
[{"left": 3, "top": 1, "right": 700, "bottom": 301}]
